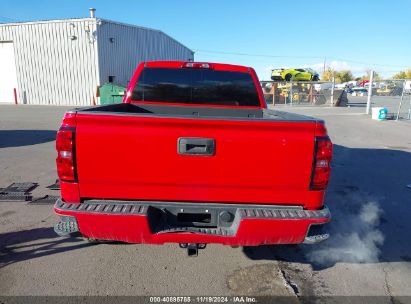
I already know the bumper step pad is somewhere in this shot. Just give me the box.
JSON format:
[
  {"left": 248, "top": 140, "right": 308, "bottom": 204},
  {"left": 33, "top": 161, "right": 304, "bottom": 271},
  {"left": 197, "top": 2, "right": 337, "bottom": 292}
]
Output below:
[
  {"left": 54, "top": 216, "right": 79, "bottom": 236},
  {"left": 56, "top": 200, "right": 147, "bottom": 215},
  {"left": 54, "top": 199, "right": 330, "bottom": 238},
  {"left": 55, "top": 200, "right": 329, "bottom": 219}
]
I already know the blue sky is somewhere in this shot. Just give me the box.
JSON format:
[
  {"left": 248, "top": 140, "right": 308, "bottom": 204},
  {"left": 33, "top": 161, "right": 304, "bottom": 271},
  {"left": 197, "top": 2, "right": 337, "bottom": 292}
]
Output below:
[{"left": 1, "top": 0, "right": 410, "bottom": 80}]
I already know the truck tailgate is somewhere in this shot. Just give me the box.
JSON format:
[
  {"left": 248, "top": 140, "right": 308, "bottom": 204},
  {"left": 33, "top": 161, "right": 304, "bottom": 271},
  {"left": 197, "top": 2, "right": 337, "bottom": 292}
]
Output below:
[{"left": 75, "top": 113, "right": 317, "bottom": 206}]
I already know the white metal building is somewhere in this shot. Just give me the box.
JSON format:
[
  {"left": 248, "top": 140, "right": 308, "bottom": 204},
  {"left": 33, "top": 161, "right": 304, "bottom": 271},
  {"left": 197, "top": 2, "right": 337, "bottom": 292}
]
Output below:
[{"left": 0, "top": 10, "right": 194, "bottom": 106}]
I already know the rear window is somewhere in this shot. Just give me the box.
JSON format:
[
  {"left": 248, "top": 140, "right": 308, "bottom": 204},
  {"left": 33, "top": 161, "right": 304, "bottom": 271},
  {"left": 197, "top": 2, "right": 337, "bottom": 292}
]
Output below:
[{"left": 131, "top": 68, "right": 261, "bottom": 106}]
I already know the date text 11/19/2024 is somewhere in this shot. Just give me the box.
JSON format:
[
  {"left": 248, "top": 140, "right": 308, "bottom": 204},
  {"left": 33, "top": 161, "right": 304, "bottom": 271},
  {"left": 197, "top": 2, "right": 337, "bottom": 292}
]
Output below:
[{"left": 149, "top": 296, "right": 257, "bottom": 303}]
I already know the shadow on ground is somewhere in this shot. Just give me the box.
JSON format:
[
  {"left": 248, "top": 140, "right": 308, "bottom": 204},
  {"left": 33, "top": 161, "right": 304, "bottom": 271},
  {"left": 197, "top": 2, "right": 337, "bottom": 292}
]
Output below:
[
  {"left": 243, "top": 144, "right": 411, "bottom": 270},
  {"left": 0, "top": 227, "right": 130, "bottom": 268},
  {"left": 0, "top": 227, "right": 92, "bottom": 268},
  {"left": 0, "top": 130, "right": 56, "bottom": 148}
]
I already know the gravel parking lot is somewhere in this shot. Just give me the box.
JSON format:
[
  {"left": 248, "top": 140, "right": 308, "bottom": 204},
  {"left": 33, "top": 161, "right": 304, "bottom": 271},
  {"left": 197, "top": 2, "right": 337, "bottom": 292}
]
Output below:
[{"left": 1, "top": 102, "right": 411, "bottom": 301}]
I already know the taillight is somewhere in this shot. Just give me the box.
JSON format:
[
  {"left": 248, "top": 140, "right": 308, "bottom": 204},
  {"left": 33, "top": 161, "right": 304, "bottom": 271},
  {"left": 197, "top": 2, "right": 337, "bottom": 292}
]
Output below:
[
  {"left": 182, "top": 62, "right": 213, "bottom": 69},
  {"left": 310, "top": 136, "right": 333, "bottom": 190},
  {"left": 56, "top": 112, "right": 77, "bottom": 182}
]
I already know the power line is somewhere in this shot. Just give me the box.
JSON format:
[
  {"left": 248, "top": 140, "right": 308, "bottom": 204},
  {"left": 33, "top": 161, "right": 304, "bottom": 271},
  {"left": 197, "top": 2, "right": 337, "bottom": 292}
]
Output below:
[
  {"left": 328, "top": 57, "right": 409, "bottom": 68},
  {"left": 194, "top": 49, "right": 410, "bottom": 70},
  {"left": 194, "top": 49, "right": 324, "bottom": 60}
]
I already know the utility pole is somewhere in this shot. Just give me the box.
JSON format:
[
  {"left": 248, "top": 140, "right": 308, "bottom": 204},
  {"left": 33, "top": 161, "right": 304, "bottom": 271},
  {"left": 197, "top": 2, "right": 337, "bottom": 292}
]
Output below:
[
  {"left": 397, "top": 80, "right": 406, "bottom": 120},
  {"left": 366, "top": 71, "right": 374, "bottom": 114},
  {"left": 330, "top": 76, "right": 335, "bottom": 106}
]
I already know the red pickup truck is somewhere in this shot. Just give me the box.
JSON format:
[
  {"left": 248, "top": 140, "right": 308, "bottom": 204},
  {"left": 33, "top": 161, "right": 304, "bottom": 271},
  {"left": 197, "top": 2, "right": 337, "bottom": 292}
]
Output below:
[{"left": 54, "top": 61, "right": 332, "bottom": 255}]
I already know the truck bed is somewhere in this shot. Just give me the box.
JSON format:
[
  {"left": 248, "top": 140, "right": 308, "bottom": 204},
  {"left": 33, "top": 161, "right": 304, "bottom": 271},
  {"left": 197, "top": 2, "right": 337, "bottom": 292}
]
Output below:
[
  {"left": 77, "top": 103, "right": 318, "bottom": 122},
  {"left": 71, "top": 103, "right": 323, "bottom": 209}
]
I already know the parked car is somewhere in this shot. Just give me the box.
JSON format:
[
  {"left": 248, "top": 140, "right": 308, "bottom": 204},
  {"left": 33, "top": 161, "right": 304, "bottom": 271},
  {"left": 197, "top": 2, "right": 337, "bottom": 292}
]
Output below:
[
  {"left": 351, "top": 87, "right": 368, "bottom": 96},
  {"left": 54, "top": 61, "right": 332, "bottom": 255},
  {"left": 271, "top": 68, "right": 320, "bottom": 81},
  {"left": 359, "top": 80, "right": 369, "bottom": 87}
]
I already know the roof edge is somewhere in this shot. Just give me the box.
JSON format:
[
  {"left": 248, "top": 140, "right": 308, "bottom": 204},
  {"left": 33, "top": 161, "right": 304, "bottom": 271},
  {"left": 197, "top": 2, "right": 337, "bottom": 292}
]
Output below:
[{"left": 0, "top": 17, "right": 97, "bottom": 27}]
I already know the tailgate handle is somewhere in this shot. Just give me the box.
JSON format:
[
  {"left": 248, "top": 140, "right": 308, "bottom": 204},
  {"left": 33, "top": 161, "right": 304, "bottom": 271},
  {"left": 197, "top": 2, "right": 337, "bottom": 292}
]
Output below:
[{"left": 178, "top": 138, "right": 215, "bottom": 156}]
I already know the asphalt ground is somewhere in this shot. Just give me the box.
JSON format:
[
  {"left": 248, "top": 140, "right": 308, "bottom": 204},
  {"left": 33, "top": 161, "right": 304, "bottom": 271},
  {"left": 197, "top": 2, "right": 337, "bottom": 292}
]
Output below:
[
  {"left": 348, "top": 95, "right": 411, "bottom": 118},
  {"left": 0, "top": 101, "right": 411, "bottom": 302}
]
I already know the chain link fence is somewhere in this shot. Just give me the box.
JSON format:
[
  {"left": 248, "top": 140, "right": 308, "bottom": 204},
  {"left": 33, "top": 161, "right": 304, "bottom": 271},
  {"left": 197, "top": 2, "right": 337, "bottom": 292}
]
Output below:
[
  {"left": 260, "top": 81, "right": 346, "bottom": 106},
  {"left": 368, "top": 79, "right": 411, "bottom": 120},
  {"left": 345, "top": 79, "right": 411, "bottom": 120},
  {"left": 260, "top": 78, "right": 411, "bottom": 120}
]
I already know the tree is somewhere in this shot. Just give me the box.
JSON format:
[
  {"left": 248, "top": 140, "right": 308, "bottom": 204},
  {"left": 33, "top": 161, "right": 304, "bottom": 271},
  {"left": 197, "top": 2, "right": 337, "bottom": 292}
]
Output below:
[
  {"left": 322, "top": 68, "right": 353, "bottom": 83},
  {"left": 335, "top": 70, "right": 354, "bottom": 83},
  {"left": 321, "top": 68, "right": 336, "bottom": 81},
  {"left": 393, "top": 68, "right": 411, "bottom": 79},
  {"left": 360, "top": 70, "right": 381, "bottom": 81}
]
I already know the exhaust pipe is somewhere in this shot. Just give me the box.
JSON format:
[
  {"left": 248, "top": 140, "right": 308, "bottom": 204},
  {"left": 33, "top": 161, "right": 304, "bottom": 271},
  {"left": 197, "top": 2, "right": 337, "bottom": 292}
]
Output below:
[{"left": 303, "top": 224, "right": 329, "bottom": 244}]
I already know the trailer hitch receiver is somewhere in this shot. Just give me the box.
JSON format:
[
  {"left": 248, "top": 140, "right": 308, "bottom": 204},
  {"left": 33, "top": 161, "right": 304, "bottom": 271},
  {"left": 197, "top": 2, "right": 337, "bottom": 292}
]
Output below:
[{"left": 179, "top": 243, "right": 207, "bottom": 257}]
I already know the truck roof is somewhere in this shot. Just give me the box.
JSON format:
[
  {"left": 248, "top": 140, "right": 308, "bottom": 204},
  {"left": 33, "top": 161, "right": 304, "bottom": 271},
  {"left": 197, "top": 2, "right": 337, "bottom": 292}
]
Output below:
[
  {"left": 124, "top": 60, "right": 265, "bottom": 107},
  {"left": 144, "top": 61, "right": 252, "bottom": 73}
]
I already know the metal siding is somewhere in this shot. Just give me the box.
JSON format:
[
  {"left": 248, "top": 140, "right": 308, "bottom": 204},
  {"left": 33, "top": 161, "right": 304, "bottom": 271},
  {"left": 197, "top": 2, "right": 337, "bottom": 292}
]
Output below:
[
  {"left": 97, "top": 20, "right": 194, "bottom": 88},
  {"left": 0, "top": 19, "right": 99, "bottom": 105},
  {"left": 0, "top": 18, "right": 193, "bottom": 106}
]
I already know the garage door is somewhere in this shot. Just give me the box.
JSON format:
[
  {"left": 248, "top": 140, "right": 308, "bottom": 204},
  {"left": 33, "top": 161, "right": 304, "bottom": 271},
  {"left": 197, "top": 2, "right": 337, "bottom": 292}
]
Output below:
[{"left": 0, "top": 42, "right": 18, "bottom": 103}]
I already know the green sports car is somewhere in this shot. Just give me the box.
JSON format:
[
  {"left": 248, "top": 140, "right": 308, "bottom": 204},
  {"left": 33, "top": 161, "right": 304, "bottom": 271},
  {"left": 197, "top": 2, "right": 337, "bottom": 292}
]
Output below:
[{"left": 271, "top": 68, "right": 320, "bottom": 81}]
